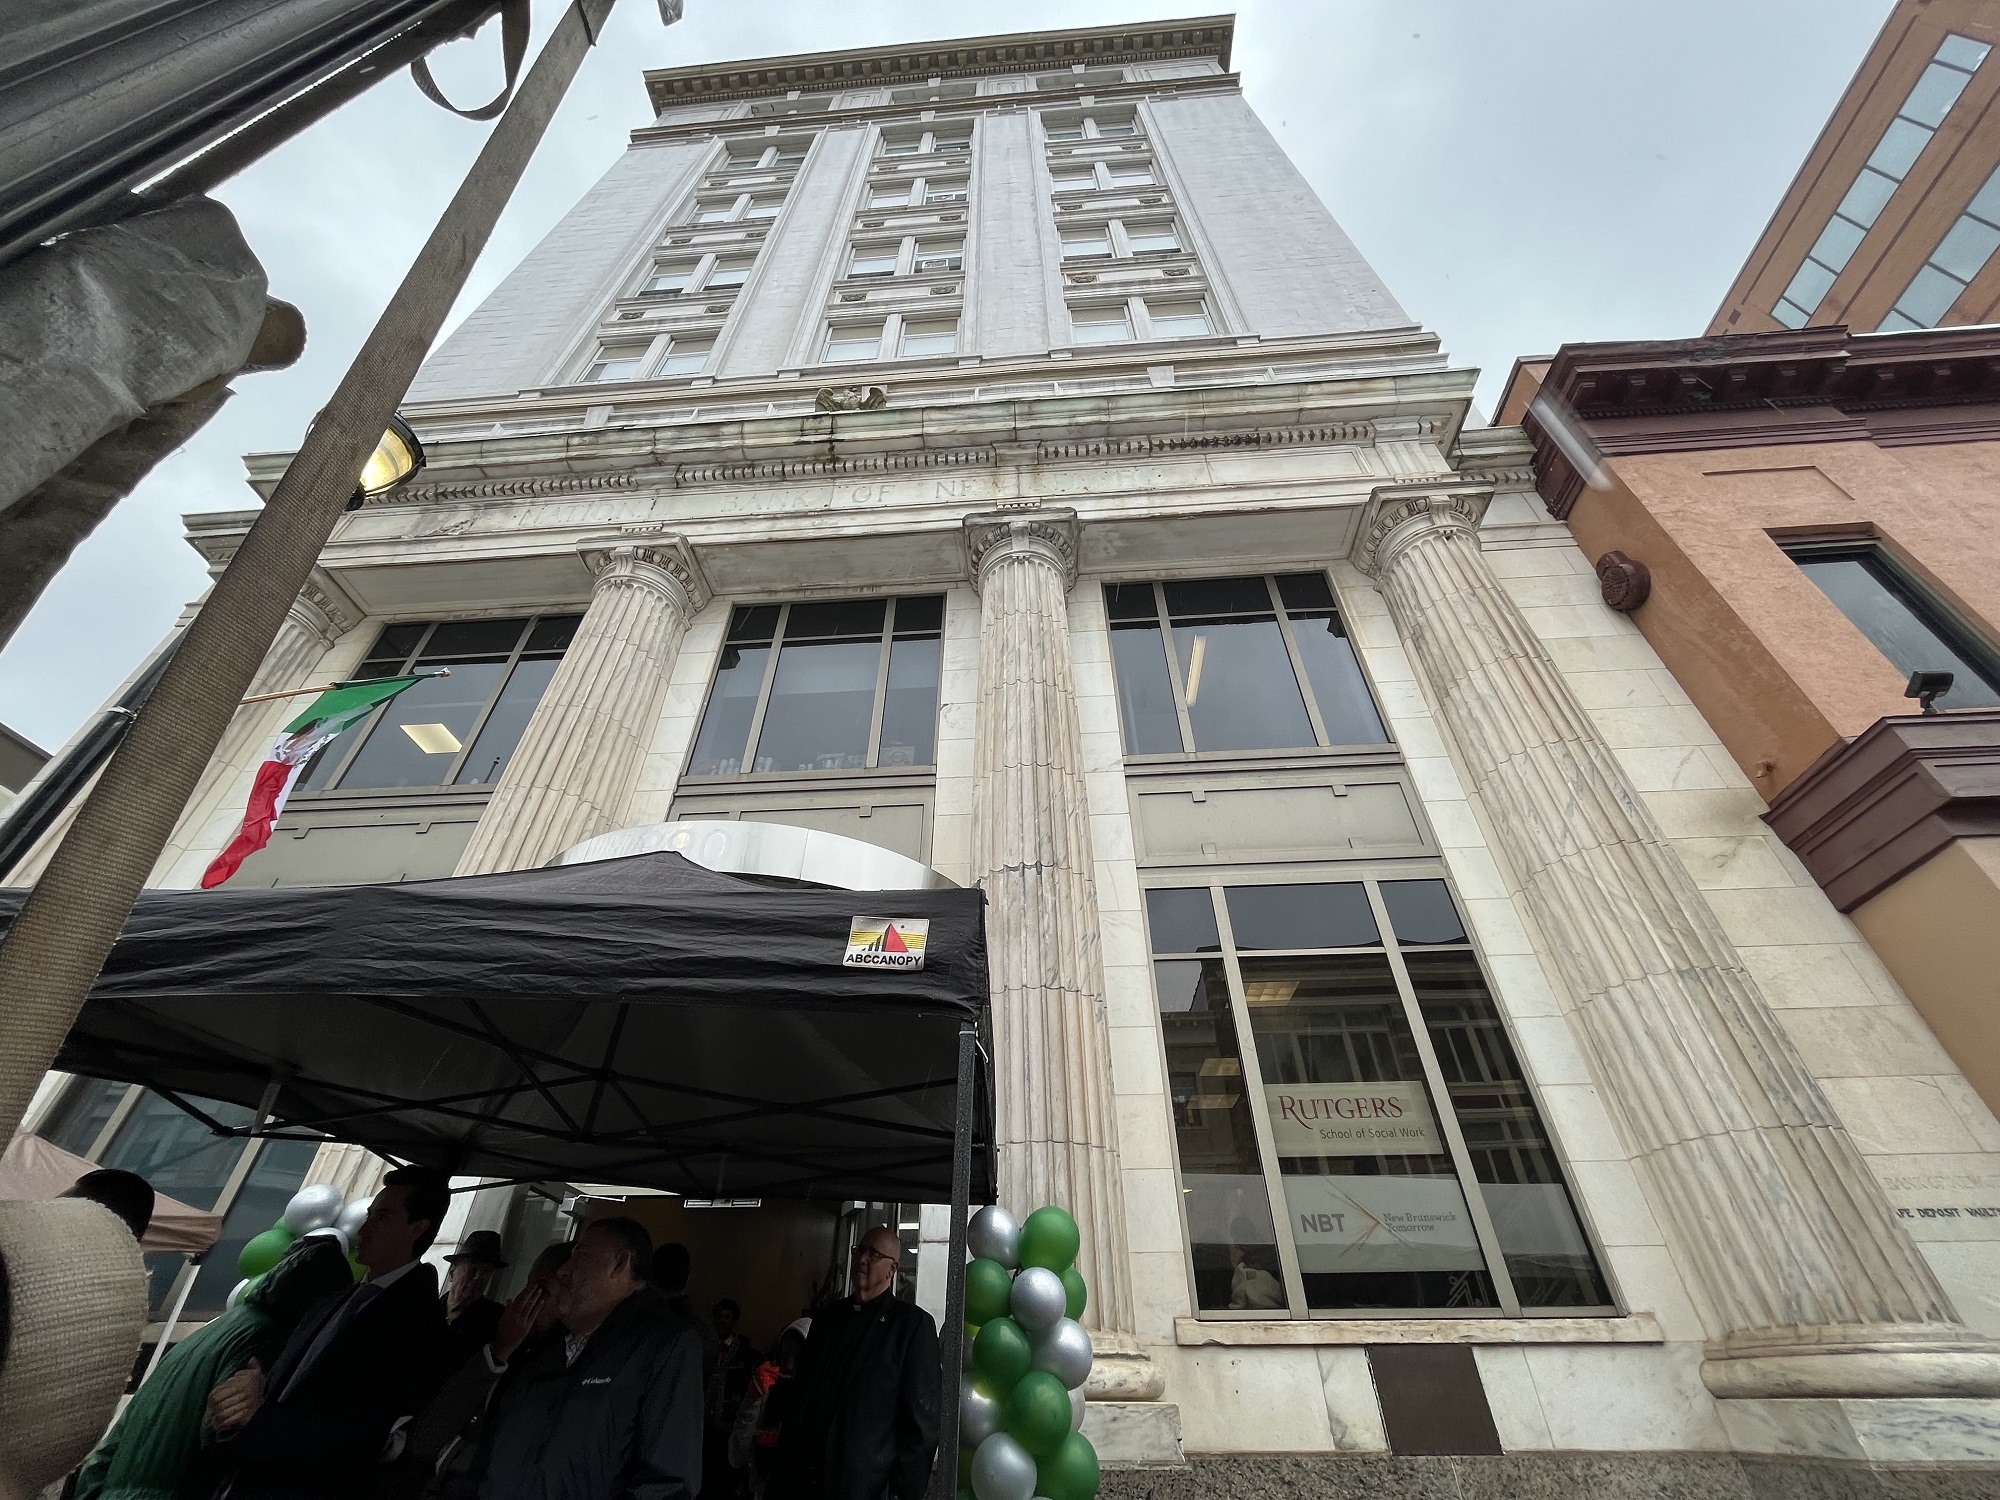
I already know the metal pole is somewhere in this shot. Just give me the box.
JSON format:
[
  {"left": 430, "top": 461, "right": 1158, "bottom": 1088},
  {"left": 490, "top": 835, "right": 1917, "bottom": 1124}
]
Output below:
[
  {"left": 0, "top": 0, "right": 627, "bottom": 1142},
  {"left": 930, "top": 1020, "right": 977, "bottom": 1500},
  {"left": 139, "top": 1254, "right": 203, "bottom": 1388}
]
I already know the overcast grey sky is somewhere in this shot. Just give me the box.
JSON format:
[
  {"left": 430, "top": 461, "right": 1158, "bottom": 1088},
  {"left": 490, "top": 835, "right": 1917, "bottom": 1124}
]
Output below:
[{"left": 0, "top": 0, "right": 1893, "bottom": 755}]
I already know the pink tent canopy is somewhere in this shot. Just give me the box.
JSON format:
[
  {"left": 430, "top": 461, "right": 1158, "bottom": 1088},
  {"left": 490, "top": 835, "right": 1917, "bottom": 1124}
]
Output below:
[{"left": 0, "top": 1132, "right": 224, "bottom": 1254}]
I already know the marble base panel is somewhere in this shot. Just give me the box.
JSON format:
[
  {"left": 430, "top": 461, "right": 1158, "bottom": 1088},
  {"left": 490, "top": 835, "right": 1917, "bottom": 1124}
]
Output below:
[
  {"left": 1719, "top": 1396, "right": 2000, "bottom": 1462},
  {"left": 1083, "top": 1401, "right": 1186, "bottom": 1467},
  {"left": 1096, "top": 1452, "right": 2000, "bottom": 1500}
]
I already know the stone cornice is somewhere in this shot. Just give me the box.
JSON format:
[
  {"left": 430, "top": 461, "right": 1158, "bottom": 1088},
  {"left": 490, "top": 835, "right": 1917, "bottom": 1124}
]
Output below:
[
  {"left": 964, "top": 508, "right": 1081, "bottom": 591},
  {"left": 1763, "top": 709, "right": 2000, "bottom": 912},
  {"left": 578, "top": 525, "right": 711, "bottom": 618},
  {"left": 1350, "top": 481, "right": 1493, "bottom": 579},
  {"left": 361, "top": 421, "right": 1392, "bottom": 509},
  {"left": 643, "top": 17, "right": 1233, "bottom": 108}
]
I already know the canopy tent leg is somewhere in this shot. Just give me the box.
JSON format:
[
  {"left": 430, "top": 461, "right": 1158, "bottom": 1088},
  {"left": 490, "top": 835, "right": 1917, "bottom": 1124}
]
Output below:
[{"left": 931, "top": 1020, "right": 976, "bottom": 1500}]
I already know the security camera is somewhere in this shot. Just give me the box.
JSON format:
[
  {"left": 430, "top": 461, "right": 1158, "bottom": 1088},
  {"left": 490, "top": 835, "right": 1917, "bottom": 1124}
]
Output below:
[{"left": 1905, "top": 669, "right": 1954, "bottom": 715}]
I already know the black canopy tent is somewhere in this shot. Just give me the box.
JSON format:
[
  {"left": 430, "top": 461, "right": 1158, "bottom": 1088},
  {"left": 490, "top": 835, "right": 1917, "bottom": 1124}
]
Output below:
[{"left": 2, "top": 849, "right": 988, "bottom": 1496}]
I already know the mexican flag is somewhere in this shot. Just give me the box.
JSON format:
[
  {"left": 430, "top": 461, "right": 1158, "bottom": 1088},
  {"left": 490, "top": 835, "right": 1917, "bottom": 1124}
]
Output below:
[{"left": 200, "top": 676, "right": 424, "bottom": 890}]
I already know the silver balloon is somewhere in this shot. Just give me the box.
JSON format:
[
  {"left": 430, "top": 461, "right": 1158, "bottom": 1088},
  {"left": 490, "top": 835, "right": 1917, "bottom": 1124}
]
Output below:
[
  {"left": 960, "top": 1376, "right": 1003, "bottom": 1447},
  {"left": 280, "top": 1183, "right": 344, "bottom": 1236},
  {"left": 226, "top": 1277, "right": 253, "bottom": 1310},
  {"left": 334, "top": 1195, "right": 372, "bottom": 1242},
  {"left": 303, "top": 1224, "right": 350, "bottom": 1253},
  {"left": 1029, "top": 1317, "right": 1093, "bottom": 1390},
  {"left": 1009, "top": 1266, "right": 1066, "bottom": 1333},
  {"left": 1069, "top": 1385, "right": 1086, "bottom": 1432},
  {"left": 966, "top": 1205, "right": 1020, "bottom": 1269},
  {"left": 969, "top": 1432, "right": 1037, "bottom": 1500}
]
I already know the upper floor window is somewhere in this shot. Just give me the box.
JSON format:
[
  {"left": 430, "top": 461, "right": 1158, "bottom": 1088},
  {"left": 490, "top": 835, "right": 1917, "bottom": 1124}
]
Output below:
[
  {"left": 1783, "top": 540, "right": 2000, "bottom": 708},
  {"left": 1067, "top": 297, "right": 1212, "bottom": 345},
  {"left": 1880, "top": 160, "right": 2000, "bottom": 329},
  {"left": 1773, "top": 32, "right": 1991, "bottom": 328},
  {"left": 824, "top": 322, "right": 884, "bottom": 362},
  {"left": 720, "top": 138, "right": 812, "bottom": 173},
  {"left": 849, "top": 245, "right": 900, "bottom": 278},
  {"left": 822, "top": 313, "right": 958, "bottom": 364},
  {"left": 913, "top": 238, "right": 964, "bottom": 273},
  {"left": 1065, "top": 218, "right": 1182, "bottom": 260},
  {"left": 1050, "top": 159, "right": 1158, "bottom": 194},
  {"left": 844, "top": 237, "right": 963, "bottom": 279},
  {"left": 687, "top": 596, "right": 944, "bottom": 776},
  {"left": 898, "top": 318, "right": 957, "bottom": 356},
  {"left": 1105, "top": 573, "right": 1387, "bottom": 755},
  {"left": 923, "top": 180, "right": 969, "bottom": 206},
  {"left": 641, "top": 252, "right": 753, "bottom": 299},
  {"left": 749, "top": 96, "right": 831, "bottom": 117},
  {"left": 1149, "top": 877, "right": 1612, "bottom": 1317},
  {"left": 685, "top": 192, "right": 784, "bottom": 227},
  {"left": 889, "top": 82, "right": 975, "bottom": 105},
  {"left": 1040, "top": 109, "right": 1137, "bottom": 141},
  {"left": 881, "top": 125, "right": 972, "bottom": 156},
  {"left": 581, "top": 328, "right": 714, "bottom": 383},
  {"left": 299, "top": 615, "right": 581, "bottom": 792},
  {"left": 703, "top": 258, "right": 754, "bottom": 291}
]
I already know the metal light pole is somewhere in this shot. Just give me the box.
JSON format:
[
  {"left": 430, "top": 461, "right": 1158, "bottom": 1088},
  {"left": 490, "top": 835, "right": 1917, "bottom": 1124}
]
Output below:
[{"left": 0, "top": 0, "right": 676, "bottom": 1141}]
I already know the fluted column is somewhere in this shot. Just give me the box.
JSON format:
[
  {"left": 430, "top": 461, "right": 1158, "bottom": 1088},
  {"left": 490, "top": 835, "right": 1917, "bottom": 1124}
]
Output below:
[
  {"left": 454, "top": 530, "right": 707, "bottom": 875},
  {"left": 965, "top": 509, "right": 1160, "bottom": 1401},
  {"left": 1356, "top": 480, "right": 2000, "bottom": 1399},
  {"left": 152, "top": 571, "right": 359, "bottom": 885}
]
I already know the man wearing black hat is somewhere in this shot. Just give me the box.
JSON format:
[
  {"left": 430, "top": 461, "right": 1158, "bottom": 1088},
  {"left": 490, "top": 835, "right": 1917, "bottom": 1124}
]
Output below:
[{"left": 441, "top": 1229, "right": 509, "bottom": 1368}]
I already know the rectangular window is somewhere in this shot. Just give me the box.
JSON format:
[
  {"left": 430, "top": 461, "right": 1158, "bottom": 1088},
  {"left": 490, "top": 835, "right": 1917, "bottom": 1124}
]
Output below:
[
  {"left": 298, "top": 615, "right": 582, "bottom": 793},
  {"left": 849, "top": 246, "right": 900, "bottom": 278},
  {"left": 1126, "top": 223, "right": 1181, "bottom": 255},
  {"left": 724, "top": 149, "right": 767, "bottom": 171},
  {"left": 868, "top": 185, "right": 910, "bottom": 208},
  {"left": 703, "top": 258, "right": 753, "bottom": 291},
  {"left": 1775, "top": 32, "right": 1991, "bottom": 327},
  {"left": 898, "top": 318, "right": 957, "bottom": 357},
  {"left": 1043, "top": 123, "right": 1086, "bottom": 142},
  {"left": 881, "top": 135, "right": 923, "bottom": 156},
  {"left": 1051, "top": 169, "right": 1095, "bottom": 193},
  {"left": 658, "top": 335, "right": 713, "bottom": 377},
  {"left": 692, "top": 202, "right": 734, "bottom": 225},
  {"left": 642, "top": 265, "right": 695, "bottom": 296},
  {"left": 1880, "top": 160, "right": 2000, "bottom": 330},
  {"left": 1107, "top": 164, "right": 1155, "bottom": 186},
  {"left": 686, "top": 596, "right": 945, "bottom": 776},
  {"left": 1061, "top": 229, "right": 1112, "bottom": 259},
  {"left": 913, "top": 240, "right": 963, "bottom": 273},
  {"left": 924, "top": 182, "right": 968, "bottom": 205},
  {"left": 743, "top": 197, "right": 782, "bottom": 220},
  {"left": 823, "top": 323, "right": 883, "bottom": 362},
  {"left": 583, "top": 345, "right": 649, "bottom": 382},
  {"left": 932, "top": 132, "right": 972, "bottom": 153},
  {"left": 1093, "top": 116, "right": 1139, "bottom": 138},
  {"left": 1783, "top": 542, "right": 2000, "bottom": 708},
  {"left": 1150, "top": 879, "right": 1612, "bottom": 1317},
  {"left": 1070, "top": 303, "right": 1132, "bottom": 343},
  {"left": 1146, "top": 299, "right": 1210, "bottom": 338},
  {"left": 1105, "top": 573, "right": 1388, "bottom": 755}
]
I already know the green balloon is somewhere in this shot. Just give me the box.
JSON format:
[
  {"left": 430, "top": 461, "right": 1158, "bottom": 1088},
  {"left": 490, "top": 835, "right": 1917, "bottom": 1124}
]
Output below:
[
  {"left": 1004, "top": 1371, "right": 1073, "bottom": 1458},
  {"left": 1060, "top": 1266, "right": 1088, "bottom": 1321},
  {"left": 1037, "top": 1431, "right": 1099, "bottom": 1500},
  {"left": 965, "top": 1257, "right": 1014, "bottom": 1325},
  {"left": 238, "top": 1226, "right": 294, "bottom": 1279},
  {"left": 972, "top": 1316, "right": 1033, "bottom": 1394},
  {"left": 1018, "top": 1206, "right": 1080, "bottom": 1274}
]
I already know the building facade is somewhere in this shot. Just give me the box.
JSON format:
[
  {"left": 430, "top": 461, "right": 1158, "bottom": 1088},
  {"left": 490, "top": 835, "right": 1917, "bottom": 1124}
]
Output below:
[
  {"left": 1713, "top": 0, "right": 2000, "bottom": 335},
  {"left": 18, "top": 15, "right": 2000, "bottom": 1490}
]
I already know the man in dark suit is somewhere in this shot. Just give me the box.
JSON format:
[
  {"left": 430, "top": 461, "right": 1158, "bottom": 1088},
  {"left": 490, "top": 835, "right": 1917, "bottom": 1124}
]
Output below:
[
  {"left": 208, "top": 1164, "right": 454, "bottom": 1498},
  {"left": 772, "top": 1228, "right": 938, "bottom": 1500}
]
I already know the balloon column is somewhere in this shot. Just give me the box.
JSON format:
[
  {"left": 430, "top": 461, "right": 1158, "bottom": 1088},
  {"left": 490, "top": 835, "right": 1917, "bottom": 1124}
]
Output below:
[
  {"left": 225, "top": 1183, "right": 365, "bottom": 1309},
  {"left": 958, "top": 1205, "right": 1098, "bottom": 1500}
]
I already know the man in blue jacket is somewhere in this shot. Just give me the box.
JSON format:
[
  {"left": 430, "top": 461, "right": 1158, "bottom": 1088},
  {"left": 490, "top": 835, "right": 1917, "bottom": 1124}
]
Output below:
[{"left": 473, "top": 1216, "right": 702, "bottom": 1500}]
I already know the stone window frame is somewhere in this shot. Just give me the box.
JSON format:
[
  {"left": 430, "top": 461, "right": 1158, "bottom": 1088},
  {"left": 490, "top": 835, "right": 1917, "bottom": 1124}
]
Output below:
[
  {"left": 1140, "top": 861, "right": 1623, "bottom": 1324},
  {"left": 878, "top": 122, "right": 975, "bottom": 158},
  {"left": 818, "top": 311, "right": 960, "bottom": 365},
  {"left": 1037, "top": 107, "right": 1142, "bottom": 143},
  {"left": 1061, "top": 216, "right": 1183, "bottom": 262},
  {"left": 578, "top": 325, "right": 720, "bottom": 384},
  {"left": 1065, "top": 295, "right": 1213, "bottom": 347},
  {"left": 841, "top": 234, "right": 965, "bottom": 280},
  {"left": 682, "top": 190, "right": 786, "bottom": 227},
  {"left": 1049, "top": 157, "right": 1157, "bottom": 195},
  {"left": 636, "top": 249, "right": 757, "bottom": 300}
]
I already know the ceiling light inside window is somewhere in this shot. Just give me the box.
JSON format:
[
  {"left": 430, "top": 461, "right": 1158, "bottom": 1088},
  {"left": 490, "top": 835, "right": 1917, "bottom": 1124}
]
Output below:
[{"left": 401, "top": 723, "right": 462, "bottom": 755}]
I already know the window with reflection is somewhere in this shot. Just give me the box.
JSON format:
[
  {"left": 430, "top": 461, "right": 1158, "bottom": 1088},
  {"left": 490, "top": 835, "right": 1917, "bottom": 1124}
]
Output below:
[
  {"left": 1106, "top": 573, "right": 1387, "bottom": 755},
  {"left": 1146, "top": 878, "right": 1610, "bottom": 1318},
  {"left": 1783, "top": 542, "right": 2000, "bottom": 709},
  {"left": 299, "top": 615, "right": 581, "bottom": 794},
  {"left": 686, "top": 595, "right": 944, "bottom": 777}
]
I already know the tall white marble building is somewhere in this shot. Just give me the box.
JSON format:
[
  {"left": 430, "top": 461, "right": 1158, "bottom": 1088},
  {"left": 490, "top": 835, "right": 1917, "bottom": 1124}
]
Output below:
[{"left": 23, "top": 14, "right": 2000, "bottom": 1492}]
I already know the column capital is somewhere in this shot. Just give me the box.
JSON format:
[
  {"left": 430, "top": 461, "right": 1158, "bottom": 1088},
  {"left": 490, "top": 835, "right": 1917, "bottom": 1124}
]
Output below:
[
  {"left": 1351, "top": 480, "right": 1492, "bottom": 579},
  {"left": 289, "top": 567, "right": 362, "bottom": 648},
  {"left": 963, "top": 507, "right": 1081, "bottom": 592},
  {"left": 578, "top": 526, "right": 710, "bottom": 619}
]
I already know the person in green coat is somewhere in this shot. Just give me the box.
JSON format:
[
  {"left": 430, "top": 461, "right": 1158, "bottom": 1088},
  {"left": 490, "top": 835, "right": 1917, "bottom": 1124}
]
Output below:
[{"left": 74, "top": 1232, "right": 356, "bottom": 1500}]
